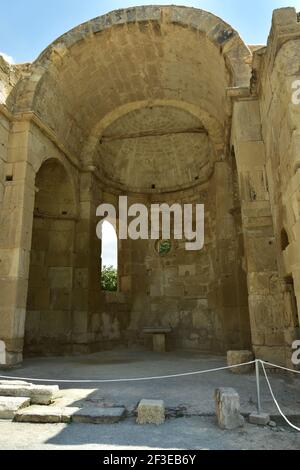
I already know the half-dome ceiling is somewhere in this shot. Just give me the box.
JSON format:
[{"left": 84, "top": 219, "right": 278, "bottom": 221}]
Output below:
[{"left": 97, "top": 105, "right": 214, "bottom": 192}]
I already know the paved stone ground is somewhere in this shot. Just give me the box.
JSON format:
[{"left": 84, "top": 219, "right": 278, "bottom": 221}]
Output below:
[
  {"left": 0, "top": 350, "right": 300, "bottom": 449},
  {"left": 1, "top": 350, "right": 299, "bottom": 417},
  {"left": 0, "top": 417, "right": 299, "bottom": 450}
]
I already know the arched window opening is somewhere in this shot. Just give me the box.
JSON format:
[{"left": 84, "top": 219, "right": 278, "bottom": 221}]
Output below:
[
  {"left": 281, "top": 228, "right": 290, "bottom": 252},
  {"left": 101, "top": 221, "right": 118, "bottom": 292},
  {"left": 284, "top": 276, "right": 299, "bottom": 328},
  {"left": 232, "top": 147, "right": 241, "bottom": 210},
  {"left": 25, "top": 159, "right": 76, "bottom": 356}
]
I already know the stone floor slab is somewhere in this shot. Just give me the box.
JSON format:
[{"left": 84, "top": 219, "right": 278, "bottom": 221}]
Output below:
[
  {"left": 249, "top": 412, "right": 271, "bottom": 426},
  {"left": 14, "top": 406, "right": 64, "bottom": 424},
  {"left": 72, "top": 407, "right": 126, "bottom": 424}
]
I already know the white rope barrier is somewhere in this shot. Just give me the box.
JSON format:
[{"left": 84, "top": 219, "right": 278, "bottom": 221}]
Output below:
[
  {"left": 0, "top": 360, "right": 256, "bottom": 384},
  {"left": 261, "top": 361, "right": 300, "bottom": 432},
  {"left": 259, "top": 360, "right": 300, "bottom": 375},
  {"left": 1, "top": 358, "right": 300, "bottom": 432}
]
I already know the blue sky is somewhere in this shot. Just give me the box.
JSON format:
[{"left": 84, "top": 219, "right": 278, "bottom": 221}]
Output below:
[{"left": 1, "top": 0, "right": 300, "bottom": 63}]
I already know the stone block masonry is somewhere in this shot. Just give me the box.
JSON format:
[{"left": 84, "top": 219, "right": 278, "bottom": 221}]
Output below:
[
  {"left": 227, "top": 351, "right": 254, "bottom": 374},
  {"left": 0, "top": 381, "right": 59, "bottom": 405},
  {"left": 137, "top": 400, "right": 165, "bottom": 425},
  {"left": 215, "top": 388, "right": 244, "bottom": 430},
  {"left": 0, "top": 397, "right": 31, "bottom": 420},
  {"left": 0, "top": 6, "right": 299, "bottom": 368}
]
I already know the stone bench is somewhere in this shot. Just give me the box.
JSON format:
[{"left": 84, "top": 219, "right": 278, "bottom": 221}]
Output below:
[{"left": 143, "top": 327, "right": 172, "bottom": 353}]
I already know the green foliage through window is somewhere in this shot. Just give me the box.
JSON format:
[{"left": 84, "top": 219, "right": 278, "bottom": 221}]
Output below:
[
  {"left": 102, "top": 265, "right": 118, "bottom": 292},
  {"left": 156, "top": 240, "right": 172, "bottom": 256}
]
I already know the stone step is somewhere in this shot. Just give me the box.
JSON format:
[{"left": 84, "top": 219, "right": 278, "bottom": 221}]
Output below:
[
  {"left": 0, "top": 383, "right": 59, "bottom": 405},
  {"left": 15, "top": 406, "right": 126, "bottom": 424},
  {"left": 14, "top": 406, "right": 78, "bottom": 424},
  {"left": 0, "top": 397, "right": 31, "bottom": 420},
  {"left": 0, "top": 380, "right": 31, "bottom": 386}
]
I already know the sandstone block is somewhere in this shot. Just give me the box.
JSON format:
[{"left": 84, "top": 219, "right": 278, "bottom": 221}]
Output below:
[
  {"left": 137, "top": 400, "right": 165, "bottom": 425},
  {"left": 227, "top": 350, "right": 254, "bottom": 374},
  {"left": 249, "top": 412, "right": 270, "bottom": 426},
  {"left": 61, "top": 407, "right": 80, "bottom": 424},
  {"left": 0, "top": 380, "right": 30, "bottom": 386},
  {"left": 0, "top": 396, "right": 30, "bottom": 420},
  {"left": 0, "top": 383, "right": 59, "bottom": 405},
  {"left": 215, "top": 388, "right": 244, "bottom": 430},
  {"left": 72, "top": 407, "right": 126, "bottom": 424},
  {"left": 14, "top": 406, "right": 64, "bottom": 423}
]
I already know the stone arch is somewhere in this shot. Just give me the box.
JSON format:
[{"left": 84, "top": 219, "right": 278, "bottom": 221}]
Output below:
[
  {"left": 33, "top": 158, "right": 77, "bottom": 217},
  {"left": 34, "top": 155, "right": 79, "bottom": 217},
  {"left": 11, "top": 6, "right": 251, "bottom": 165},
  {"left": 82, "top": 99, "right": 225, "bottom": 165},
  {"left": 15, "top": 6, "right": 251, "bottom": 107}
]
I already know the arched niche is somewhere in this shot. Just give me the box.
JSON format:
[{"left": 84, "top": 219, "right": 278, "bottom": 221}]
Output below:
[{"left": 25, "top": 158, "right": 77, "bottom": 356}]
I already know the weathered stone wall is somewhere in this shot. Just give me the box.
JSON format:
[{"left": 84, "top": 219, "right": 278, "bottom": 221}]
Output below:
[
  {"left": 232, "top": 98, "right": 286, "bottom": 364},
  {"left": 70, "top": 184, "right": 130, "bottom": 355},
  {"left": 0, "top": 56, "right": 14, "bottom": 227},
  {"left": 0, "top": 119, "right": 35, "bottom": 364},
  {"left": 254, "top": 8, "right": 300, "bottom": 365},
  {"left": 0, "top": 55, "right": 29, "bottom": 113},
  {"left": 0, "top": 113, "right": 9, "bottom": 218},
  {"left": 118, "top": 165, "right": 250, "bottom": 353},
  {"left": 0, "top": 6, "right": 253, "bottom": 363},
  {"left": 6, "top": 5, "right": 300, "bottom": 365},
  {"left": 0, "top": 118, "right": 80, "bottom": 362},
  {"left": 24, "top": 164, "right": 131, "bottom": 356},
  {"left": 25, "top": 158, "right": 77, "bottom": 355},
  {"left": 0, "top": 56, "right": 19, "bottom": 105}
]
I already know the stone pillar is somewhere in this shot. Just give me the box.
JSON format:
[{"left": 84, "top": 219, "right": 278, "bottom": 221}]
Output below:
[
  {"left": 232, "top": 99, "right": 286, "bottom": 364},
  {"left": 254, "top": 8, "right": 300, "bottom": 365},
  {"left": 72, "top": 169, "right": 101, "bottom": 352},
  {"left": 282, "top": 91, "right": 300, "bottom": 330},
  {"left": 0, "top": 121, "right": 35, "bottom": 366},
  {"left": 214, "top": 160, "right": 251, "bottom": 351},
  {"left": 282, "top": 141, "right": 300, "bottom": 362}
]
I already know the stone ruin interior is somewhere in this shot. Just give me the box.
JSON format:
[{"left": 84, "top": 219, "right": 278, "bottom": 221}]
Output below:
[{"left": 0, "top": 5, "right": 300, "bottom": 369}]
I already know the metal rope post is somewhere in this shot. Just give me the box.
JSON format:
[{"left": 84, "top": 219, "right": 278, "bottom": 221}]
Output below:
[{"left": 255, "top": 359, "right": 262, "bottom": 414}]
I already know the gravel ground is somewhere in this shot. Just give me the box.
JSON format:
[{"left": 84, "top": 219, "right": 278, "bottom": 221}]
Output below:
[{"left": 0, "top": 417, "right": 299, "bottom": 450}]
